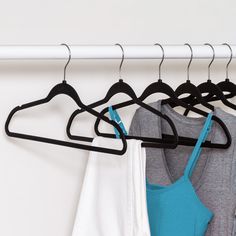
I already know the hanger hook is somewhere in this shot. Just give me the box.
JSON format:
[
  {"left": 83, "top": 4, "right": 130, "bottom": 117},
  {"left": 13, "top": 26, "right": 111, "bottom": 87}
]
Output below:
[
  {"left": 115, "top": 43, "right": 124, "bottom": 82},
  {"left": 204, "top": 43, "right": 215, "bottom": 81},
  {"left": 154, "top": 43, "right": 164, "bottom": 81},
  {"left": 222, "top": 43, "right": 233, "bottom": 80},
  {"left": 61, "top": 43, "right": 71, "bottom": 83},
  {"left": 184, "top": 43, "right": 193, "bottom": 81}
]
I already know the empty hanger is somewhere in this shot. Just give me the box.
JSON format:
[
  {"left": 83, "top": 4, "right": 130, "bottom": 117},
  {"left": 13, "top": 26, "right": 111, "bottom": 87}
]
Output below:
[
  {"left": 66, "top": 43, "right": 179, "bottom": 149},
  {"left": 5, "top": 43, "right": 128, "bottom": 155}
]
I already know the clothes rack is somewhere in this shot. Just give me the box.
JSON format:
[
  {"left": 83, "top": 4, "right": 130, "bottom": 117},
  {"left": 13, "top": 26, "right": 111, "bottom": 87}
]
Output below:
[{"left": 0, "top": 45, "right": 235, "bottom": 60}]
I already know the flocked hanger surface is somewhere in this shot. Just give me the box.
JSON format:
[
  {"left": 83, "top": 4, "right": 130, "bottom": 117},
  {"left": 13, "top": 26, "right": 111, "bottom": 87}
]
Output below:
[
  {"left": 202, "top": 43, "right": 236, "bottom": 105},
  {"left": 95, "top": 43, "right": 232, "bottom": 149},
  {"left": 182, "top": 43, "right": 236, "bottom": 113},
  {"left": 5, "top": 44, "right": 128, "bottom": 155},
  {"left": 66, "top": 44, "right": 179, "bottom": 149}
]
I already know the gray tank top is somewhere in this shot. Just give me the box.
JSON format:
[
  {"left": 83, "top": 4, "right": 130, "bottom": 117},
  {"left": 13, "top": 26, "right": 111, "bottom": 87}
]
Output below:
[{"left": 129, "top": 100, "right": 236, "bottom": 236}]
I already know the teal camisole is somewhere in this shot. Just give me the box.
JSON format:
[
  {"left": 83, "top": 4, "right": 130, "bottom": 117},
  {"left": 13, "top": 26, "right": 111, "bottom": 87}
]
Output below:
[{"left": 146, "top": 113, "right": 214, "bottom": 236}]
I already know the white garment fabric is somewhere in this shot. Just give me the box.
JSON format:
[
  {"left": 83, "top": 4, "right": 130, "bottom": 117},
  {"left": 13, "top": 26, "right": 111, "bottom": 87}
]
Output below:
[{"left": 72, "top": 137, "right": 150, "bottom": 236}]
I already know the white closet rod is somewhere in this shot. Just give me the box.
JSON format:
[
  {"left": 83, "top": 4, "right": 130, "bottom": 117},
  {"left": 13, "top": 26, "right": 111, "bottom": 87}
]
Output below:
[{"left": 0, "top": 45, "right": 235, "bottom": 60}]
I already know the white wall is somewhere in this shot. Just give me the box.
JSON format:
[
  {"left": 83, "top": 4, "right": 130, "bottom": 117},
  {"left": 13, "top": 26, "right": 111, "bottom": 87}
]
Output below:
[{"left": 0, "top": 0, "right": 236, "bottom": 235}]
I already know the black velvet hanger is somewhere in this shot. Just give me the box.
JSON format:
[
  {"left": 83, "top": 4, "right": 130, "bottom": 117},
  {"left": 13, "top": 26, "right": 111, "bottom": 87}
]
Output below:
[
  {"left": 66, "top": 44, "right": 179, "bottom": 149},
  {"left": 163, "top": 44, "right": 214, "bottom": 112},
  {"left": 217, "top": 79, "right": 236, "bottom": 98},
  {"left": 182, "top": 43, "right": 236, "bottom": 115},
  {"left": 94, "top": 44, "right": 232, "bottom": 149},
  {"left": 5, "top": 44, "right": 128, "bottom": 155},
  {"left": 201, "top": 43, "right": 236, "bottom": 104}
]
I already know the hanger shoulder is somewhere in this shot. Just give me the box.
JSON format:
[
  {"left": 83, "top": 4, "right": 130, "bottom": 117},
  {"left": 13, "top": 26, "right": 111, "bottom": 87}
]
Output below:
[
  {"left": 198, "top": 81, "right": 226, "bottom": 101},
  {"left": 175, "top": 81, "right": 214, "bottom": 111},
  {"left": 140, "top": 81, "right": 175, "bottom": 101},
  {"left": 197, "top": 81, "right": 236, "bottom": 110},
  {"left": 105, "top": 80, "right": 137, "bottom": 101},
  {"left": 47, "top": 81, "right": 82, "bottom": 103},
  {"left": 217, "top": 80, "right": 236, "bottom": 96}
]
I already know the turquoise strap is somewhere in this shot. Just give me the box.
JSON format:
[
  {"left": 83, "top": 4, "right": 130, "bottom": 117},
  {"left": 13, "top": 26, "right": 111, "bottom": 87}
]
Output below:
[
  {"left": 108, "top": 106, "right": 128, "bottom": 139},
  {"left": 184, "top": 113, "right": 213, "bottom": 178}
]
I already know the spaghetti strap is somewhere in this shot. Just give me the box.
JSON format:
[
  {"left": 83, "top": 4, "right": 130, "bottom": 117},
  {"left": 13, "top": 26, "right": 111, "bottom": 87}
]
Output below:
[
  {"left": 108, "top": 106, "right": 128, "bottom": 138},
  {"left": 184, "top": 113, "right": 213, "bottom": 178}
]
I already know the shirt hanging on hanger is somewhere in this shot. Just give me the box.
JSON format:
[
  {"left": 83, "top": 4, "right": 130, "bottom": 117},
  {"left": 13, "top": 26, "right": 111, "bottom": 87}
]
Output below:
[
  {"left": 71, "top": 137, "right": 150, "bottom": 236},
  {"left": 129, "top": 100, "right": 236, "bottom": 236},
  {"left": 146, "top": 113, "right": 213, "bottom": 236}
]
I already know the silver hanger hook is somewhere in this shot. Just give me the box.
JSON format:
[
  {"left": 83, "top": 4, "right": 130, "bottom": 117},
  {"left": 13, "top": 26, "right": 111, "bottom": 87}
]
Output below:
[
  {"left": 222, "top": 43, "right": 233, "bottom": 80},
  {"left": 115, "top": 43, "right": 124, "bottom": 81},
  {"left": 154, "top": 43, "right": 164, "bottom": 81},
  {"left": 204, "top": 43, "right": 215, "bottom": 81},
  {"left": 61, "top": 43, "right": 71, "bottom": 83},
  {"left": 184, "top": 43, "right": 193, "bottom": 81}
]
